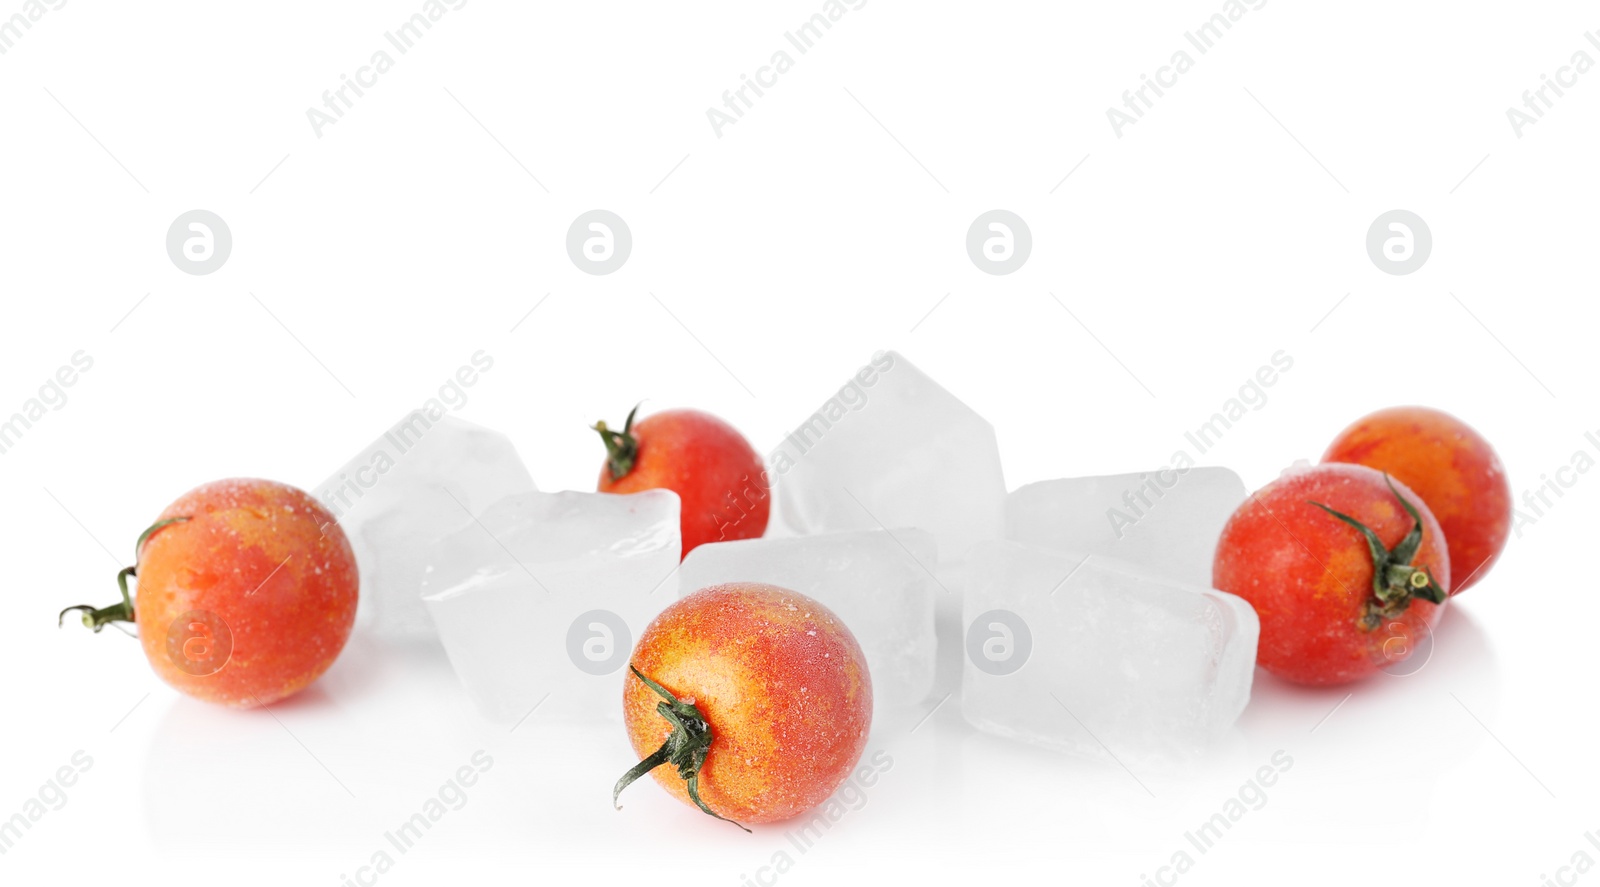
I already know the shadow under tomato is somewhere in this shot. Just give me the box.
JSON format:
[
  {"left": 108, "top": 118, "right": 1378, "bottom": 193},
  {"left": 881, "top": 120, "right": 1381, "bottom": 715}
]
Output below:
[
  {"left": 139, "top": 691, "right": 369, "bottom": 853},
  {"left": 1238, "top": 601, "right": 1499, "bottom": 746},
  {"left": 138, "top": 630, "right": 476, "bottom": 853},
  {"left": 311, "top": 631, "right": 451, "bottom": 704}
]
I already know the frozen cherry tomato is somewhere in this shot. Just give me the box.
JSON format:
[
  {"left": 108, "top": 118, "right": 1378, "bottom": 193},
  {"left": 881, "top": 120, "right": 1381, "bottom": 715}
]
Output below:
[
  {"left": 1213, "top": 464, "right": 1449, "bottom": 686},
  {"left": 1323, "top": 406, "right": 1510, "bottom": 594},
  {"left": 613, "top": 583, "right": 871, "bottom": 829},
  {"left": 62, "top": 478, "right": 358, "bottom": 707},
  {"left": 595, "top": 406, "right": 769, "bottom": 557}
]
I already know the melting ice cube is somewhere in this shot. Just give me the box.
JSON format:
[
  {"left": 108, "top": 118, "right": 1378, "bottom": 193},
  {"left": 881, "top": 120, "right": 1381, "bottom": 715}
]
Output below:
[
  {"left": 961, "top": 540, "right": 1258, "bottom": 761},
  {"left": 1005, "top": 467, "right": 1245, "bottom": 589},
  {"left": 774, "top": 351, "right": 1006, "bottom": 564},
  {"left": 421, "top": 489, "right": 680, "bottom": 723},
  {"left": 316, "top": 412, "right": 538, "bottom": 637},
  {"left": 678, "top": 529, "right": 939, "bottom": 714}
]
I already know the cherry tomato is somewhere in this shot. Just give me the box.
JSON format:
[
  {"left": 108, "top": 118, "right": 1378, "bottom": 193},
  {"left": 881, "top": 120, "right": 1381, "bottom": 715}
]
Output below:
[
  {"left": 1322, "top": 406, "right": 1510, "bottom": 594},
  {"left": 614, "top": 582, "right": 871, "bottom": 828},
  {"left": 595, "top": 406, "right": 769, "bottom": 557},
  {"left": 63, "top": 478, "right": 358, "bottom": 707},
  {"left": 1213, "top": 464, "right": 1450, "bottom": 686}
]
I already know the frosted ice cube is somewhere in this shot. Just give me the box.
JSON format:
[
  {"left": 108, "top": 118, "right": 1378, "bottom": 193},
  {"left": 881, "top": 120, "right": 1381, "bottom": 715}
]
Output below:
[
  {"left": 962, "top": 541, "right": 1258, "bottom": 761},
  {"left": 316, "top": 412, "right": 538, "bottom": 636},
  {"left": 775, "top": 351, "right": 1006, "bottom": 562},
  {"left": 1006, "top": 467, "right": 1245, "bottom": 589},
  {"left": 678, "top": 529, "right": 939, "bottom": 713},
  {"left": 421, "top": 489, "right": 680, "bottom": 723}
]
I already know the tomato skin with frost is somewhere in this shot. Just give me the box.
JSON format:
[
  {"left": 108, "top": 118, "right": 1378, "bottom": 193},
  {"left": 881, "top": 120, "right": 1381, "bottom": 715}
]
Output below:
[
  {"left": 1322, "top": 405, "right": 1510, "bottom": 594},
  {"left": 1213, "top": 464, "right": 1450, "bottom": 686},
  {"left": 597, "top": 409, "right": 768, "bottom": 557},
  {"left": 623, "top": 583, "right": 871, "bottom": 824},
  {"left": 135, "top": 478, "right": 358, "bottom": 707}
]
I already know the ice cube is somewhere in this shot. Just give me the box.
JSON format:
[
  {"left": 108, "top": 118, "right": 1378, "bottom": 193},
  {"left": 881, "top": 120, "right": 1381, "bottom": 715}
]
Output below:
[
  {"left": 962, "top": 541, "right": 1258, "bottom": 761},
  {"left": 421, "top": 489, "right": 680, "bottom": 723},
  {"left": 1006, "top": 467, "right": 1245, "bottom": 589},
  {"left": 316, "top": 412, "right": 538, "bottom": 636},
  {"left": 774, "top": 351, "right": 1006, "bottom": 563},
  {"left": 678, "top": 529, "right": 939, "bottom": 713}
]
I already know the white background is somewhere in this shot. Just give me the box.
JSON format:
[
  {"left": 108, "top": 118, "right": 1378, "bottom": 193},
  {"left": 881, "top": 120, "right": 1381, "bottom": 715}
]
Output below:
[{"left": 3, "top": 1, "right": 1596, "bottom": 883}]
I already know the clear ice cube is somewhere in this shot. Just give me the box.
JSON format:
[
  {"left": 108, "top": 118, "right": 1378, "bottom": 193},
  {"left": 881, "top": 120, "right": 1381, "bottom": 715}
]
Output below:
[
  {"left": 316, "top": 412, "right": 538, "bottom": 637},
  {"left": 961, "top": 540, "right": 1258, "bottom": 761},
  {"left": 775, "top": 351, "right": 1006, "bottom": 563},
  {"left": 678, "top": 529, "right": 939, "bottom": 713},
  {"left": 421, "top": 489, "right": 681, "bottom": 723},
  {"left": 1006, "top": 467, "right": 1245, "bottom": 589}
]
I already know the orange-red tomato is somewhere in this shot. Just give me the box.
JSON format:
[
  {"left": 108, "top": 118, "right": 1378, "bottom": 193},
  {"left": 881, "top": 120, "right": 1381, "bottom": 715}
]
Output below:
[
  {"left": 596, "top": 408, "right": 769, "bottom": 557},
  {"left": 132, "top": 479, "right": 358, "bottom": 707},
  {"left": 1322, "top": 406, "right": 1511, "bottom": 594},
  {"left": 1214, "top": 464, "right": 1450, "bottom": 686},
  {"left": 620, "top": 583, "right": 871, "bottom": 826}
]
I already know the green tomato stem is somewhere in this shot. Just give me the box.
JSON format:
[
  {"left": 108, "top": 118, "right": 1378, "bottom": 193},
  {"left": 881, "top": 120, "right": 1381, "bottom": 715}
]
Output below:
[
  {"left": 58, "top": 517, "right": 190, "bottom": 634},
  {"left": 612, "top": 665, "right": 749, "bottom": 833},
  {"left": 1307, "top": 474, "right": 1448, "bottom": 631},
  {"left": 592, "top": 404, "right": 642, "bottom": 481}
]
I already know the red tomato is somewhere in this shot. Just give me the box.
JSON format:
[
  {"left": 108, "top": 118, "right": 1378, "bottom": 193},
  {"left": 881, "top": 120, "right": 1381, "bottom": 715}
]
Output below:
[
  {"left": 62, "top": 479, "right": 358, "bottom": 707},
  {"left": 1322, "top": 406, "right": 1511, "bottom": 594},
  {"left": 1213, "top": 464, "right": 1450, "bottom": 686},
  {"left": 614, "top": 583, "right": 872, "bottom": 828},
  {"left": 595, "top": 407, "right": 769, "bottom": 557}
]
